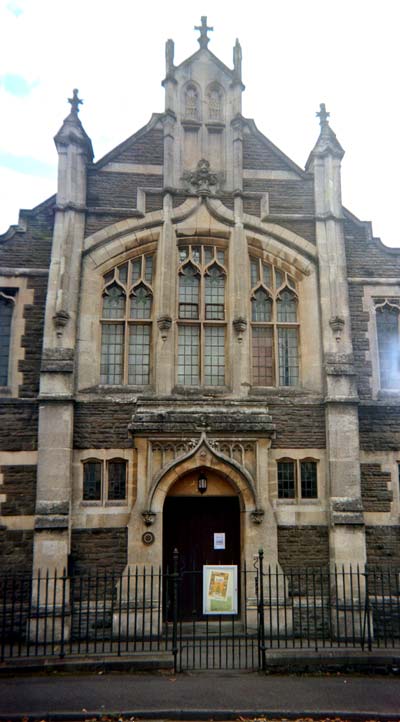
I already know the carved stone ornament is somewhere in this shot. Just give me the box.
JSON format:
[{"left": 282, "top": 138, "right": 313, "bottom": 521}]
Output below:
[
  {"left": 182, "top": 159, "right": 220, "bottom": 196},
  {"left": 157, "top": 314, "right": 172, "bottom": 341},
  {"left": 142, "top": 510, "right": 156, "bottom": 526},
  {"left": 52, "top": 309, "right": 70, "bottom": 337},
  {"left": 250, "top": 509, "right": 265, "bottom": 525},
  {"left": 233, "top": 316, "right": 247, "bottom": 343},
  {"left": 329, "top": 315, "right": 345, "bottom": 342},
  {"left": 142, "top": 531, "right": 155, "bottom": 545}
]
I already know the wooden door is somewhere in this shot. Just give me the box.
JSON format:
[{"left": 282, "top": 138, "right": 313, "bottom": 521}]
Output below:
[{"left": 163, "top": 496, "right": 240, "bottom": 618}]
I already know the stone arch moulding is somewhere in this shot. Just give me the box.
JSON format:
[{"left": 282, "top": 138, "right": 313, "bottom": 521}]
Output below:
[{"left": 147, "top": 432, "right": 259, "bottom": 514}]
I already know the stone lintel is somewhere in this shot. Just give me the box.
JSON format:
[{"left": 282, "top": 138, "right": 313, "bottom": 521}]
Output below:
[
  {"left": 330, "top": 497, "right": 364, "bottom": 526},
  {"left": 41, "top": 348, "right": 74, "bottom": 374},
  {"left": 35, "top": 515, "right": 69, "bottom": 531},
  {"left": 129, "top": 398, "right": 275, "bottom": 436},
  {"left": 36, "top": 501, "right": 69, "bottom": 515}
]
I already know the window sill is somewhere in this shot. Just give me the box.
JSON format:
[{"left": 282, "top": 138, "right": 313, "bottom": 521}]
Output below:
[
  {"left": 274, "top": 498, "right": 320, "bottom": 506},
  {"left": 0, "top": 386, "right": 13, "bottom": 397},
  {"left": 173, "top": 385, "right": 231, "bottom": 396},
  {"left": 81, "top": 500, "right": 128, "bottom": 508}
]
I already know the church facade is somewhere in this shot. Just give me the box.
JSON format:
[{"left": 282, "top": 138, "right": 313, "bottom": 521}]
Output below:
[{"left": 1, "top": 19, "right": 400, "bottom": 590}]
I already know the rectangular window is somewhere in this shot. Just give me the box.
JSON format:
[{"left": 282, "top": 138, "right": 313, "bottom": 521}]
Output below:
[
  {"left": 128, "top": 325, "right": 150, "bottom": 385},
  {"left": 252, "top": 327, "right": 273, "bottom": 386},
  {"left": 204, "top": 326, "right": 225, "bottom": 385},
  {"left": 108, "top": 460, "right": 127, "bottom": 501},
  {"left": 277, "top": 460, "right": 296, "bottom": 499},
  {"left": 178, "top": 326, "right": 200, "bottom": 385},
  {"left": 376, "top": 305, "right": 400, "bottom": 389},
  {"left": 100, "top": 323, "right": 124, "bottom": 384},
  {"left": 83, "top": 461, "right": 102, "bottom": 501},
  {"left": 300, "top": 460, "right": 318, "bottom": 498},
  {"left": 278, "top": 328, "right": 299, "bottom": 386}
]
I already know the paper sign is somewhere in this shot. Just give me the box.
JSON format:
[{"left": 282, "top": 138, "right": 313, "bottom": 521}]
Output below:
[
  {"left": 214, "top": 532, "right": 225, "bottom": 550},
  {"left": 203, "top": 565, "right": 238, "bottom": 615}
]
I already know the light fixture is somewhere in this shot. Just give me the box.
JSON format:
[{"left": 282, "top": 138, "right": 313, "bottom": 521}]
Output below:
[{"left": 198, "top": 471, "right": 207, "bottom": 495}]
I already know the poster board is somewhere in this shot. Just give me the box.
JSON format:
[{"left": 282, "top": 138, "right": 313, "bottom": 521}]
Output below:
[{"left": 202, "top": 565, "right": 238, "bottom": 615}]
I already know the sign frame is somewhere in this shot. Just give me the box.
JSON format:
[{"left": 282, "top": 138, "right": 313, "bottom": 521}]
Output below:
[{"left": 202, "top": 565, "right": 238, "bottom": 615}]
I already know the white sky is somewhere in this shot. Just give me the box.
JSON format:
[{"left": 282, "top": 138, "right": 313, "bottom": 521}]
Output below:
[{"left": 0, "top": 0, "right": 399, "bottom": 249}]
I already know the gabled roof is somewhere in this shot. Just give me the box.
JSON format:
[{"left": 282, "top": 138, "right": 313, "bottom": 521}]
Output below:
[
  {"left": 243, "top": 118, "right": 310, "bottom": 179},
  {"left": 93, "top": 113, "right": 164, "bottom": 170}
]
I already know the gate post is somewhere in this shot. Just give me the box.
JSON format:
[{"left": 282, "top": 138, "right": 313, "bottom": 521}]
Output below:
[
  {"left": 257, "top": 548, "right": 266, "bottom": 671},
  {"left": 172, "top": 548, "right": 179, "bottom": 673}
]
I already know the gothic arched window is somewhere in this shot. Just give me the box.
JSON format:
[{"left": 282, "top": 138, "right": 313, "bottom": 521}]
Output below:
[
  {"left": 0, "top": 291, "right": 16, "bottom": 386},
  {"left": 178, "top": 245, "right": 226, "bottom": 386},
  {"left": 250, "top": 257, "right": 299, "bottom": 387},
  {"left": 184, "top": 83, "right": 200, "bottom": 121},
  {"left": 100, "top": 254, "right": 154, "bottom": 386},
  {"left": 207, "top": 83, "right": 223, "bottom": 121},
  {"left": 375, "top": 300, "right": 400, "bottom": 389}
]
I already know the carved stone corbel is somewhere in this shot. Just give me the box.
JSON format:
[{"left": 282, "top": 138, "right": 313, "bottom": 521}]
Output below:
[
  {"left": 233, "top": 317, "right": 247, "bottom": 343},
  {"left": 329, "top": 315, "right": 345, "bottom": 342},
  {"left": 142, "top": 510, "right": 156, "bottom": 527},
  {"left": 250, "top": 508, "right": 264, "bottom": 524},
  {"left": 52, "top": 309, "right": 70, "bottom": 337},
  {"left": 157, "top": 314, "right": 172, "bottom": 341}
]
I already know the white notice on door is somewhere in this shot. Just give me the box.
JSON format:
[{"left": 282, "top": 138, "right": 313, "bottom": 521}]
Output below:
[{"left": 214, "top": 532, "right": 225, "bottom": 550}]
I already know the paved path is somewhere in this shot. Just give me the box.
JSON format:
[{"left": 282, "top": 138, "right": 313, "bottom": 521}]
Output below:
[{"left": 0, "top": 671, "right": 400, "bottom": 719}]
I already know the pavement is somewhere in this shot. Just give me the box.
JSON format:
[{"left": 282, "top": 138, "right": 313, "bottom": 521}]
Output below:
[{"left": 0, "top": 670, "right": 400, "bottom": 720}]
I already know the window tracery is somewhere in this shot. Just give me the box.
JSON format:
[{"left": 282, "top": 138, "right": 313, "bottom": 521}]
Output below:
[
  {"left": 100, "top": 254, "right": 154, "bottom": 386},
  {"left": 178, "top": 244, "right": 226, "bottom": 386},
  {"left": 207, "top": 83, "right": 223, "bottom": 121},
  {"left": 250, "top": 257, "right": 299, "bottom": 387}
]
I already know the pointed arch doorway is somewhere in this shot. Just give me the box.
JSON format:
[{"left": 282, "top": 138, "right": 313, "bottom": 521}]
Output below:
[{"left": 163, "top": 469, "right": 241, "bottom": 619}]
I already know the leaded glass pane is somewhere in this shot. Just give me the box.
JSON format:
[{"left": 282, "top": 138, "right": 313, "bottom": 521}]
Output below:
[
  {"left": 132, "top": 259, "right": 141, "bottom": 283},
  {"left": 217, "top": 249, "right": 225, "bottom": 265},
  {"left": 179, "top": 247, "right": 189, "bottom": 263},
  {"left": 118, "top": 264, "right": 128, "bottom": 284},
  {"left": 100, "top": 323, "right": 124, "bottom": 384},
  {"left": 204, "top": 326, "right": 225, "bottom": 385},
  {"left": 278, "top": 327, "right": 299, "bottom": 386},
  {"left": 192, "top": 246, "right": 201, "bottom": 263},
  {"left": 252, "top": 289, "right": 272, "bottom": 321},
  {"left": 130, "top": 285, "right": 152, "bottom": 319},
  {"left": 145, "top": 255, "right": 153, "bottom": 283},
  {"left": 205, "top": 265, "right": 225, "bottom": 319},
  {"left": 108, "top": 460, "right": 127, "bottom": 501},
  {"left": 102, "top": 284, "right": 125, "bottom": 319},
  {"left": 262, "top": 262, "right": 272, "bottom": 288},
  {"left": 83, "top": 461, "right": 102, "bottom": 501},
  {"left": 277, "top": 289, "right": 297, "bottom": 322},
  {"left": 128, "top": 325, "right": 150, "bottom": 384},
  {"left": 204, "top": 246, "right": 213, "bottom": 265},
  {"left": 300, "top": 461, "right": 318, "bottom": 498},
  {"left": 277, "top": 461, "right": 295, "bottom": 499},
  {"left": 178, "top": 326, "right": 200, "bottom": 385},
  {"left": 0, "top": 296, "right": 13, "bottom": 386},
  {"left": 250, "top": 259, "right": 259, "bottom": 287},
  {"left": 275, "top": 269, "right": 284, "bottom": 288},
  {"left": 179, "top": 265, "right": 199, "bottom": 319},
  {"left": 252, "top": 327, "right": 273, "bottom": 386},
  {"left": 377, "top": 306, "right": 400, "bottom": 389}
]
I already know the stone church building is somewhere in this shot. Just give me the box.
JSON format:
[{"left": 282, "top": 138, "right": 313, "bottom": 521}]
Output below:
[{"left": 1, "top": 18, "right": 400, "bottom": 590}]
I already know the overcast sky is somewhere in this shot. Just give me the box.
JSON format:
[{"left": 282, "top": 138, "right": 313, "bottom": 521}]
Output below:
[{"left": 1, "top": 0, "right": 399, "bottom": 249}]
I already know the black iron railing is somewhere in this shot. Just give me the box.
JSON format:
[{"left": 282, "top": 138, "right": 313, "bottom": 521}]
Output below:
[{"left": 1, "top": 554, "right": 399, "bottom": 671}]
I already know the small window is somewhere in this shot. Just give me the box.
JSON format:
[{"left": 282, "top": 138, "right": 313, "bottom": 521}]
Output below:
[
  {"left": 108, "top": 459, "right": 127, "bottom": 501},
  {"left": 82, "top": 458, "right": 128, "bottom": 504},
  {"left": 83, "top": 460, "right": 102, "bottom": 501},
  {"left": 277, "top": 458, "right": 318, "bottom": 500}
]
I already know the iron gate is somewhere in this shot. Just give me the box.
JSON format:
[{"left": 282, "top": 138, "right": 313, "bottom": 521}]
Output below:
[{"left": 1, "top": 550, "right": 400, "bottom": 671}]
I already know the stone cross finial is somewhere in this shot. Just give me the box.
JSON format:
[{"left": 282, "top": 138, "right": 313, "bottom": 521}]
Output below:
[
  {"left": 195, "top": 16, "right": 213, "bottom": 48},
  {"left": 68, "top": 88, "right": 83, "bottom": 115},
  {"left": 317, "top": 103, "right": 330, "bottom": 127}
]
